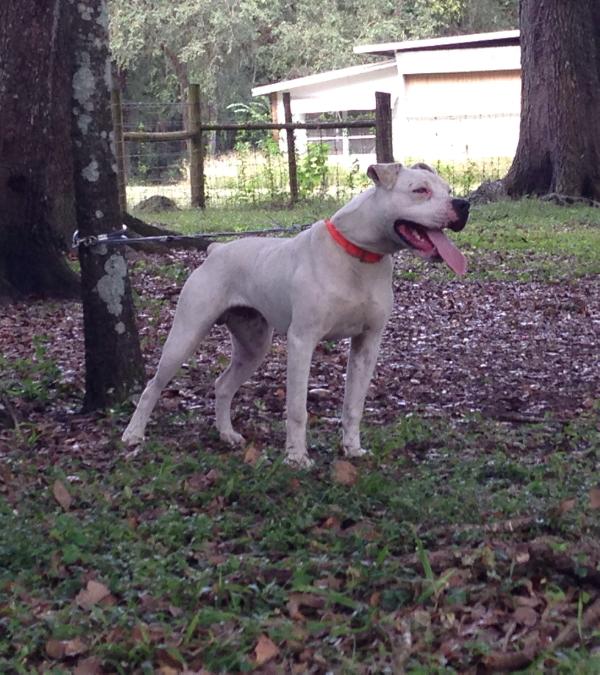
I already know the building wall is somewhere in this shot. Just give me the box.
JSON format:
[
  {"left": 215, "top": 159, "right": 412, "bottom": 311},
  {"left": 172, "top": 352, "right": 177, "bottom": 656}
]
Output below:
[
  {"left": 261, "top": 44, "right": 522, "bottom": 163},
  {"left": 396, "top": 70, "right": 521, "bottom": 160}
]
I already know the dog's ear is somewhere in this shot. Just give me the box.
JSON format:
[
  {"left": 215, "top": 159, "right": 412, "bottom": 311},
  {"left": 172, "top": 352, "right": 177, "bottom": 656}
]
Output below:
[
  {"left": 367, "top": 163, "right": 403, "bottom": 190},
  {"left": 411, "top": 162, "right": 437, "bottom": 174}
]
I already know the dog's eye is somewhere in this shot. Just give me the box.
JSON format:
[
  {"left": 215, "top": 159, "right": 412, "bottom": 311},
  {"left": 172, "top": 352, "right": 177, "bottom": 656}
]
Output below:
[{"left": 412, "top": 187, "right": 429, "bottom": 195}]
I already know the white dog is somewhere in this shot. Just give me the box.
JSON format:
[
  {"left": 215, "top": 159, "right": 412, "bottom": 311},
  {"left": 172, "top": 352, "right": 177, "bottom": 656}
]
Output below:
[{"left": 122, "top": 163, "right": 469, "bottom": 467}]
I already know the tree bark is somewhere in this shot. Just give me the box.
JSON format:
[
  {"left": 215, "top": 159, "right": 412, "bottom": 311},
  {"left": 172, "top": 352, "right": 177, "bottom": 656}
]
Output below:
[
  {"left": 0, "top": 1, "right": 80, "bottom": 302},
  {"left": 504, "top": 0, "right": 600, "bottom": 199},
  {"left": 70, "top": 0, "right": 144, "bottom": 410}
]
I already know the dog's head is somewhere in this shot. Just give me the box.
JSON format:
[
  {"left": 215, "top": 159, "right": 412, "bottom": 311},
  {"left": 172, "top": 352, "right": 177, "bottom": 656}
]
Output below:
[{"left": 367, "top": 163, "right": 469, "bottom": 275}]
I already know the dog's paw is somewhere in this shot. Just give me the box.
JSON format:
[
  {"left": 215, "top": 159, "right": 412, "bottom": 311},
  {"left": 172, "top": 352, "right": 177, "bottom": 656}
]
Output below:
[
  {"left": 283, "top": 453, "right": 314, "bottom": 469},
  {"left": 343, "top": 446, "right": 371, "bottom": 458},
  {"left": 122, "top": 429, "right": 144, "bottom": 446},
  {"left": 219, "top": 430, "right": 246, "bottom": 447}
]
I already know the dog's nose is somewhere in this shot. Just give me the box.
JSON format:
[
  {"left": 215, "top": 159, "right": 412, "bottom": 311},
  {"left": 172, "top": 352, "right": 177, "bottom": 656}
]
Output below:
[{"left": 448, "top": 199, "right": 470, "bottom": 231}]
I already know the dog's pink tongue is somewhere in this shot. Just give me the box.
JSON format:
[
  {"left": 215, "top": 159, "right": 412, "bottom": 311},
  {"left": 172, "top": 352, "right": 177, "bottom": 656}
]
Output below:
[{"left": 427, "top": 229, "right": 467, "bottom": 276}]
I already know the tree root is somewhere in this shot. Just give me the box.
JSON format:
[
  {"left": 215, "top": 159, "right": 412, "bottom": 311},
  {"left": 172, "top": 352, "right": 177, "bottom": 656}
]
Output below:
[
  {"left": 122, "top": 212, "right": 211, "bottom": 252},
  {"left": 541, "top": 193, "right": 600, "bottom": 208}
]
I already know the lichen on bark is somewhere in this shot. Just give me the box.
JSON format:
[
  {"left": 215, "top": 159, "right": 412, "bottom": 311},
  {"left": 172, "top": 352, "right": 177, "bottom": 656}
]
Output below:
[{"left": 94, "top": 253, "right": 126, "bottom": 316}]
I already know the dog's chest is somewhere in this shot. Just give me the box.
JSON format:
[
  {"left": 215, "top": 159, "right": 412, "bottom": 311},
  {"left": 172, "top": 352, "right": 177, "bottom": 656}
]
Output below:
[
  {"left": 322, "top": 284, "right": 392, "bottom": 339},
  {"left": 311, "top": 258, "right": 393, "bottom": 339}
]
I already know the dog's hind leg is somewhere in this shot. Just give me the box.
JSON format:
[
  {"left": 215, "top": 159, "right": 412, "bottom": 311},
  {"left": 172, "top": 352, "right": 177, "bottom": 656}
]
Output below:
[
  {"left": 122, "top": 273, "right": 223, "bottom": 445},
  {"left": 215, "top": 308, "right": 273, "bottom": 446}
]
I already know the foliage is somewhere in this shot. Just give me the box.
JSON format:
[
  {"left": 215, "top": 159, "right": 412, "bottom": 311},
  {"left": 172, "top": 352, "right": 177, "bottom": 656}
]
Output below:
[
  {"left": 297, "top": 143, "right": 330, "bottom": 198},
  {"left": 126, "top": 152, "right": 510, "bottom": 207},
  {"left": 227, "top": 98, "right": 272, "bottom": 148},
  {"left": 108, "top": 0, "right": 518, "bottom": 115},
  {"left": 0, "top": 335, "right": 61, "bottom": 405}
]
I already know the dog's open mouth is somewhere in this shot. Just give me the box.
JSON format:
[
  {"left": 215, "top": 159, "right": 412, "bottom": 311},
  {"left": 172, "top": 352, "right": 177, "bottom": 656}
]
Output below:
[{"left": 395, "top": 220, "right": 467, "bottom": 276}]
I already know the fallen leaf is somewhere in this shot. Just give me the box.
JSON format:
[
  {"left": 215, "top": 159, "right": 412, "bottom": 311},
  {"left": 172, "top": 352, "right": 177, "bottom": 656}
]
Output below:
[
  {"left": 317, "top": 515, "right": 340, "bottom": 530},
  {"left": 254, "top": 634, "right": 279, "bottom": 666},
  {"left": 589, "top": 486, "right": 600, "bottom": 510},
  {"left": 64, "top": 637, "right": 88, "bottom": 657},
  {"left": 205, "top": 468, "right": 220, "bottom": 484},
  {"left": 514, "top": 594, "right": 542, "bottom": 608},
  {"left": 315, "top": 575, "right": 342, "bottom": 590},
  {"left": 185, "top": 469, "right": 220, "bottom": 491},
  {"left": 243, "top": 444, "right": 261, "bottom": 466},
  {"left": 332, "top": 460, "right": 358, "bottom": 486},
  {"left": 46, "top": 639, "right": 66, "bottom": 659},
  {"left": 132, "top": 622, "right": 165, "bottom": 644},
  {"left": 558, "top": 497, "right": 576, "bottom": 515},
  {"left": 287, "top": 596, "right": 305, "bottom": 621},
  {"left": 74, "top": 656, "right": 103, "bottom": 675},
  {"left": 514, "top": 545, "right": 530, "bottom": 564},
  {"left": 514, "top": 605, "right": 538, "bottom": 627},
  {"left": 45, "top": 637, "right": 87, "bottom": 660},
  {"left": 287, "top": 592, "right": 325, "bottom": 622},
  {"left": 75, "top": 580, "right": 111, "bottom": 610},
  {"left": 156, "top": 647, "right": 184, "bottom": 671},
  {"left": 131, "top": 623, "right": 149, "bottom": 644},
  {"left": 156, "top": 668, "right": 178, "bottom": 675},
  {"left": 52, "top": 479, "right": 72, "bottom": 510}
]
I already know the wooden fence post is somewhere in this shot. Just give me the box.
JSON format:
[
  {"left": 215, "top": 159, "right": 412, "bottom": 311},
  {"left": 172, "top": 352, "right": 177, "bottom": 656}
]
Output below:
[
  {"left": 110, "top": 87, "right": 127, "bottom": 214},
  {"left": 269, "top": 93, "right": 279, "bottom": 143},
  {"left": 188, "top": 84, "right": 205, "bottom": 208},
  {"left": 375, "top": 91, "right": 394, "bottom": 163},
  {"left": 283, "top": 92, "right": 299, "bottom": 204}
]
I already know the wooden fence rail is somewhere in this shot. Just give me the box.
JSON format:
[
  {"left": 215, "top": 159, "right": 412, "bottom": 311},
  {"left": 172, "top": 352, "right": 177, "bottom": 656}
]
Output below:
[{"left": 113, "top": 84, "right": 394, "bottom": 209}]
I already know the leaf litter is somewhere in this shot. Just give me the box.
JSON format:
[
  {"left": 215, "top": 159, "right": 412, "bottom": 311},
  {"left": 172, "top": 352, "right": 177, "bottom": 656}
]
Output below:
[{"left": 0, "top": 246, "right": 599, "bottom": 673}]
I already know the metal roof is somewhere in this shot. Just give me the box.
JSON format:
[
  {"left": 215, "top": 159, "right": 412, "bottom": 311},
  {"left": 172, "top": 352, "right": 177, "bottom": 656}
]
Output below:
[
  {"left": 354, "top": 29, "right": 520, "bottom": 57},
  {"left": 252, "top": 31, "right": 520, "bottom": 98},
  {"left": 252, "top": 60, "right": 396, "bottom": 97}
]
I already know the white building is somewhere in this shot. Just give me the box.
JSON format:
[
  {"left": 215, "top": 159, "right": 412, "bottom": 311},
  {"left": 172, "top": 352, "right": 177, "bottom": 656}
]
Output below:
[{"left": 252, "top": 30, "right": 521, "bottom": 164}]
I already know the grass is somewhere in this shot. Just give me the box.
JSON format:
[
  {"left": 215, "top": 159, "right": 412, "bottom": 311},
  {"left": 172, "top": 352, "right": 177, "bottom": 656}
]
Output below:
[
  {"left": 140, "top": 197, "right": 600, "bottom": 281},
  {"left": 2, "top": 413, "right": 599, "bottom": 672},
  {"left": 126, "top": 153, "right": 512, "bottom": 209},
  {"left": 141, "top": 201, "right": 334, "bottom": 235},
  {"left": 459, "top": 199, "right": 600, "bottom": 280},
  {"left": 1, "top": 197, "right": 600, "bottom": 672}
]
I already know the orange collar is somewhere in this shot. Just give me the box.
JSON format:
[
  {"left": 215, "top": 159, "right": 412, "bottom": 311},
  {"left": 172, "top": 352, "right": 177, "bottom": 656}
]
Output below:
[{"left": 325, "top": 219, "right": 384, "bottom": 264}]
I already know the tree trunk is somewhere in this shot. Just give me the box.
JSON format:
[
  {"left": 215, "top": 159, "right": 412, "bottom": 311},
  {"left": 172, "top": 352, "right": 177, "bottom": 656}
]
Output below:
[
  {"left": 504, "top": 0, "right": 600, "bottom": 199},
  {"left": 70, "top": 0, "right": 144, "bottom": 410},
  {"left": 0, "top": 1, "right": 80, "bottom": 302}
]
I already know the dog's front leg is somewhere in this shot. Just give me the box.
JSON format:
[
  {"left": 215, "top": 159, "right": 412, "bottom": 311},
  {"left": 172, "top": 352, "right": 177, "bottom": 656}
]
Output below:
[
  {"left": 285, "top": 329, "right": 317, "bottom": 468},
  {"left": 342, "top": 328, "right": 384, "bottom": 457}
]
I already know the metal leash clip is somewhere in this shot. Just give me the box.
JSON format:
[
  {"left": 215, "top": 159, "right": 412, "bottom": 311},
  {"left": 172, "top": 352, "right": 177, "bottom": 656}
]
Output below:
[{"left": 72, "top": 225, "right": 128, "bottom": 249}]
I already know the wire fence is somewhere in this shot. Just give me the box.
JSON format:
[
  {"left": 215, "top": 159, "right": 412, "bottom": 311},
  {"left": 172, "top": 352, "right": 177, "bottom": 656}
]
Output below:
[{"left": 119, "top": 98, "right": 512, "bottom": 210}]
